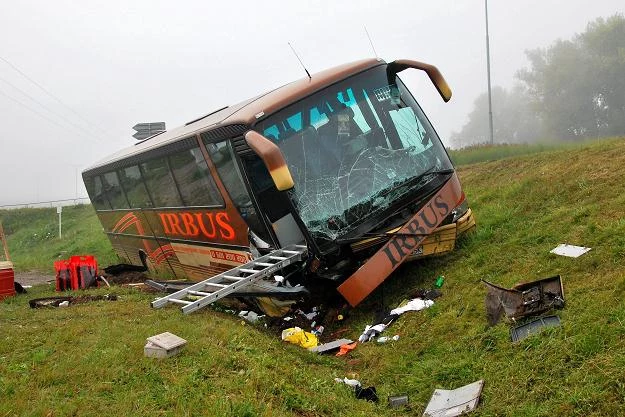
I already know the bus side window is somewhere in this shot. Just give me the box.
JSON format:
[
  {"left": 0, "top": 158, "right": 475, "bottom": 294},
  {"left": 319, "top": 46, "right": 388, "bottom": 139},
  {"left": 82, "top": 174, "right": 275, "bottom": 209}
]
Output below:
[
  {"left": 85, "top": 175, "right": 112, "bottom": 210},
  {"left": 141, "top": 157, "right": 183, "bottom": 207},
  {"left": 102, "top": 171, "right": 130, "bottom": 209},
  {"left": 168, "top": 147, "right": 224, "bottom": 207},
  {"left": 118, "top": 165, "right": 153, "bottom": 208}
]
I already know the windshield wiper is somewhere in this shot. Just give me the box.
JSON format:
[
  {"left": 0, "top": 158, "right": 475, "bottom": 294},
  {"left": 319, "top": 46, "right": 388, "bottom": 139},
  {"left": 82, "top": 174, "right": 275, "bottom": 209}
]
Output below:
[
  {"left": 389, "top": 166, "right": 455, "bottom": 193},
  {"left": 336, "top": 231, "right": 430, "bottom": 244}
]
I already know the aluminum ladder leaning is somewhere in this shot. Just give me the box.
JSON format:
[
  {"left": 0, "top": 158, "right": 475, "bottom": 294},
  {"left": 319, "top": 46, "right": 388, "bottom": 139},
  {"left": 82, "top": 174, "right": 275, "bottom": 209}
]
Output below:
[{"left": 151, "top": 244, "right": 308, "bottom": 314}]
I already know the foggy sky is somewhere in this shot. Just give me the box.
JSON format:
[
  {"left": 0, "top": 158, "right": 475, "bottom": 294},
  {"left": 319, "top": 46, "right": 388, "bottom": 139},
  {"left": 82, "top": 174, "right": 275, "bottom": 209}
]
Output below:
[{"left": 0, "top": 0, "right": 622, "bottom": 205}]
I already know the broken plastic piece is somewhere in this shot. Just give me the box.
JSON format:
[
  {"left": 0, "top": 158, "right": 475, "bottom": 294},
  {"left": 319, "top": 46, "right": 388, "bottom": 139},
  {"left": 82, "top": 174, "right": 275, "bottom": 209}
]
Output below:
[
  {"left": 423, "top": 379, "right": 484, "bottom": 417},
  {"left": 550, "top": 244, "right": 591, "bottom": 258},
  {"left": 335, "top": 341, "right": 358, "bottom": 357},
  {"left": 510, "top": 315, "right": 561, "bottom": 343},
  {"left": 483, "top": 275, "right": 564, "bottom": 326},
  {"left": 309, "top": 338, "right": 353, "bottom": 354},
  {"left": 388, "top": 394, "right": 409, "bottom": 408}
]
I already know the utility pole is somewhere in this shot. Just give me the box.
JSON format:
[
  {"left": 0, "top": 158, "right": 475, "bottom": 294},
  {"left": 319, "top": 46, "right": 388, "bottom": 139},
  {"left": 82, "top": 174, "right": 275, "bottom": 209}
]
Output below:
[{"left": 485, "top": 0, "right": 494, "bottom": 145}]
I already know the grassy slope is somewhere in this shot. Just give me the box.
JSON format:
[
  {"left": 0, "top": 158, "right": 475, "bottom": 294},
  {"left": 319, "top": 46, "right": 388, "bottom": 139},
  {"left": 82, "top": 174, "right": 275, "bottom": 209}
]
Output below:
[
  {"left": 2, "top": 138, "right": 625, "bottom": 416},
  {"left": 0, "top": 205, "right": 116, "bottom": 272}
]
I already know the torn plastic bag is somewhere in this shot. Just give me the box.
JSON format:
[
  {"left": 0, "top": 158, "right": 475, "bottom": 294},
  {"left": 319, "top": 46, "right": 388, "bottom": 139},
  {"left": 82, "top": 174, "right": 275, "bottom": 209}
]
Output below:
[
  {"left": 483, "top": 275, "right": 565, "bottom": 326},
  {"left": 281, "top": 327, "right": 318, "bottom": 349}
]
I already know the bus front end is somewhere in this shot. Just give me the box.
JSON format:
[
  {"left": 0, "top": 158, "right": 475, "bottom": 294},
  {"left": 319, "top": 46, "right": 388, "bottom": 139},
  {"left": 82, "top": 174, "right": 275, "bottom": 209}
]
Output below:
[{"left": 254, "top": 60, "right": 475, "bottom": 305}]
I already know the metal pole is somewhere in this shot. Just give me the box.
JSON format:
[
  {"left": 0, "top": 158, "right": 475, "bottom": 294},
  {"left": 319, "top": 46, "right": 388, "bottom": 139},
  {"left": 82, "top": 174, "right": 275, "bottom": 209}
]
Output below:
[
  {"left": 485, "top": 0, "right": 494, "bottom": 144},
  {"left": 57, "top": 206, "right": 62, "bottom": 239}
]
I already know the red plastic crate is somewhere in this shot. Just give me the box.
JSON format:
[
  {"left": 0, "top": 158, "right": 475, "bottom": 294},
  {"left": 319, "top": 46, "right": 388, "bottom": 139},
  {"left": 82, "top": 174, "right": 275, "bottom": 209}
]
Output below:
[
  {"left": 54, "top": 260, "right": 73, "bottom": 291},
  {"left": 69, "top": 255, "right": 98, "bottom": 290}
]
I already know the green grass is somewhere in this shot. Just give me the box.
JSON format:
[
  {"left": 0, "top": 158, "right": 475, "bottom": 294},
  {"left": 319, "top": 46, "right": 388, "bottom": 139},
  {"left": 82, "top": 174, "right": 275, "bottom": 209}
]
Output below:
[
  {"left": 447, "top": 138, "right": 622, "bottom": 166},
  {"left": 0, "top": 204, "right": 116, "bottom": 272},
  {"left": 2, "top": 137, "right": 625, "bottom": 416}
]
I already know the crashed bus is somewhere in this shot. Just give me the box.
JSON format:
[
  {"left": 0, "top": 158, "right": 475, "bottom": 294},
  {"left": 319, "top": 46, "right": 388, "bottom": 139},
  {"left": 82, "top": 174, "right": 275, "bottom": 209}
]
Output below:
[{"left": 82, "top": 58, "right": 475, "bottom": 313}]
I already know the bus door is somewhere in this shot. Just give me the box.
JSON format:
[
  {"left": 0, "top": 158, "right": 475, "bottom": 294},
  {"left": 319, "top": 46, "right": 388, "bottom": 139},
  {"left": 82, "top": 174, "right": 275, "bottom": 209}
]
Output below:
[{"left": 200, "top": 136, "right": 287, "bottom": 250}]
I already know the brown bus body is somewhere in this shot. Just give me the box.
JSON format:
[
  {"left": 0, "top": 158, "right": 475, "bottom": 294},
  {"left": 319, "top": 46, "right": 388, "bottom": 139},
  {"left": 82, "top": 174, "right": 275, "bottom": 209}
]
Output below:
[{"left": 83, "top": 58, "right": 476, "bottom": 300}]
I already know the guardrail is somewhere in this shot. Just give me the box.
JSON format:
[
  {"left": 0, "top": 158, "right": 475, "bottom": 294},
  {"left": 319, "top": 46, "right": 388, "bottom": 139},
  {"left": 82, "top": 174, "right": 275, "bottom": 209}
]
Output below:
[{"left": 0, "top": 197, "right": 91, "bottom": 210}]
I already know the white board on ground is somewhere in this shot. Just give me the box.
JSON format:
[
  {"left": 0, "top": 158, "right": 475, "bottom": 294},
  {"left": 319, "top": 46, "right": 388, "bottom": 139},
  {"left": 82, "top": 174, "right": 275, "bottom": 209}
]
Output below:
[
  {"left": 550, "top": 244, "right": 591, "bottom": 258},
  {"left": 423, "top": 379, "right": 484, "bottom": 417}
]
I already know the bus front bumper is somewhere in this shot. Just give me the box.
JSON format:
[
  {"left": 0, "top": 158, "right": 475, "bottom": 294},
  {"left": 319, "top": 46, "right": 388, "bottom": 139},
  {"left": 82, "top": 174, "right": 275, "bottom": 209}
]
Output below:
[{"left": 405, "top": 207, "right": 476, "bottom": 261}]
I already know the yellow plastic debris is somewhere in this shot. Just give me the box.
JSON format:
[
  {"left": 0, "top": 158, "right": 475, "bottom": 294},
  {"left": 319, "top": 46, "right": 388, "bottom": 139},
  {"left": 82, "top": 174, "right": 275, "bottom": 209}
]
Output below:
[{"left": 281, "top": 327, "right": 318, "bottom": 349}]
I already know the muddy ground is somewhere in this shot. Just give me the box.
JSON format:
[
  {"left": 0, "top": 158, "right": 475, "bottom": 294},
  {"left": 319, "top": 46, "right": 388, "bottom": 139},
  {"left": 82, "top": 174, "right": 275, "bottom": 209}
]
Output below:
[{"left": 14, "top": 271, "right": 55, "bottom": 286}]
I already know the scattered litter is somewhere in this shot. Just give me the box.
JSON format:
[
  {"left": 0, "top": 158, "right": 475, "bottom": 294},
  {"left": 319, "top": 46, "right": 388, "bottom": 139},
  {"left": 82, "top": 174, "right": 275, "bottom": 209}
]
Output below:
[
  {"left": 239, "top": 310, "right": 264, "bottom": 323},
  {"left": 411, "top": 288, "right": 442, "bottom": 300},
  {"left": 97, "top": 275, "right": 111, "bottom": 287},
  {"left": 434, "top": 275, "right": 445, "bottom": 288},
  {"left": 14, "top": 282, "right": 27, "bottom": 294},
  {"left": 311, "top": 325, "right": 324, "bottom": 336},
  {"left": 423, "top": 379, "right": 484, "bottom": 417},
  {"left": 388, "top": 394, "right": 409, "bottom": 408},
  {"left": 359, "top": 297, "right": 434, "bottom": 342},
  {"left": 511, "top": 315, "right": 561, "bottom": 343},
  {"left": 58, "top": 300, "right": 69, "bottom": 307},
  {"left": 377, "top": 335, "right": 400, "bottom": 343},
  {"left": 483, "top": 275, "right": 565, "bottom": 326},
  {"left": 144, "top": 332, "right": 187, "bottom": 358},
  {"left": 281, "top": 327, "right": 318, "bottom": 348},
  {"left": 359, "top": 323, "right": 388, "bottom": 342},
  {"left": 390, "top": 298, "right": 434, "bottom": 316},
  {"left": 334, "top": 377, "right": 378, "bottom": 402},
  {"left": 297, "top": 307, "right": 319, "bottom": 321},
  {"left": 309, "top": 338, "right": 353, "bottom": 354},
  {"left": 283, "top": 316, "right": 293, "bottom": 322},
  {"left": 355, "top": 386, "right": 379, "bottom": 402},
  {"left": 550, "top": 244, "right": 591, "bottom": 258},
  {"left": 335, "top": 341, "right": 358, "bottom": 357},
  {"left": 334, "top": 377, "right": 361, "bottom": 387}
]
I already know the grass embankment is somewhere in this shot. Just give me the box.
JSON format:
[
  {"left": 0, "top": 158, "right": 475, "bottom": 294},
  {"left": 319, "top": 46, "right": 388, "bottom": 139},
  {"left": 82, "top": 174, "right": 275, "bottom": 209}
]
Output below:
[
  {"left": 0, "top": 204, "right": 116, "bottom": 272},
  {"left": 447, "top": 139, "right": 610, "bottom": 166},
  {"left": 2, "top": 138, "right": 625, "bottom": 416}
]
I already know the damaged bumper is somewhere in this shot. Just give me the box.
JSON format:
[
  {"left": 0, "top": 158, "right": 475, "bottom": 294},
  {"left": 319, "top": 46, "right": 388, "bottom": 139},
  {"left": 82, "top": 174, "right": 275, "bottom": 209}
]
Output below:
[{"left": 349, "top": 208, "right": 476, "bottom": 261}]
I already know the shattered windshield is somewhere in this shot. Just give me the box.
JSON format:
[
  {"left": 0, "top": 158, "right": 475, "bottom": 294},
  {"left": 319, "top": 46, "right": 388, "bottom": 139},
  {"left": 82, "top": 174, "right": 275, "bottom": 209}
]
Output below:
[{"left": 256, "top": 65, "right": 453, "bottom": 244}]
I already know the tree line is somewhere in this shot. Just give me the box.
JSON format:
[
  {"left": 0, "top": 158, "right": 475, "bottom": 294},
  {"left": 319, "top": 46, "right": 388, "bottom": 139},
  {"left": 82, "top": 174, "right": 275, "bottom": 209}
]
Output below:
[{"left": 450, "top": 14, "right": 625, "bottom": 148}]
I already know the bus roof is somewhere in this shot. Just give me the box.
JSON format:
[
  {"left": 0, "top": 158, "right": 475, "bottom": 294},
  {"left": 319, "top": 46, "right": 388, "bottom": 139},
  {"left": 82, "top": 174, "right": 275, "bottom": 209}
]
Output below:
[{"left": 84, "top": 58, "right": 383, "bottom": 173}]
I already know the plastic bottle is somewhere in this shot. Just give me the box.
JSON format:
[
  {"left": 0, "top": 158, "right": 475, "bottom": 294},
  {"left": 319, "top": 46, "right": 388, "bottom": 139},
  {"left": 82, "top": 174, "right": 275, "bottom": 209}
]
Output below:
[{"left": 434, "top": 275, "right": 445, "bottom": 288}]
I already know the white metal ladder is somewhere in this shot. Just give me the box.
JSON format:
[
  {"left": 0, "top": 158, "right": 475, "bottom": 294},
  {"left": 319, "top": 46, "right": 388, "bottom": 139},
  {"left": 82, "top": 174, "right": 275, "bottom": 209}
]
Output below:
[{"left": 151, "top": 244, "right": 307, "bottom": 314}]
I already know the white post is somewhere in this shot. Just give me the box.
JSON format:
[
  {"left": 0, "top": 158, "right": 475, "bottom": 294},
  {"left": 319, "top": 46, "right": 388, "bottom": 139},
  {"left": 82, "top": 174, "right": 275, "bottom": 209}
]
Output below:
[{"left": 57, "top": 206, "right": 62, "bottom": 239}]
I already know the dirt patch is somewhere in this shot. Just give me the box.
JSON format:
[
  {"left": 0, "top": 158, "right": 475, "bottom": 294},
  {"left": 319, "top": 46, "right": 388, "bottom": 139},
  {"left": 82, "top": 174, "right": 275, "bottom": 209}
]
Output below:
[
  {"left": 14, "top": 271, "right": 55, "bottom": 286},
  {"left": 103, "top": 271, "right": 148, "bottom": 285}
]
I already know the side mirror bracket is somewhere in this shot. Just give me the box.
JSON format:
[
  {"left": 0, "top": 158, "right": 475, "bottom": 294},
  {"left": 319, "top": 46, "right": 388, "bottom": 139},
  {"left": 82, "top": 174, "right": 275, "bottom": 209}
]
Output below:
[
  {"left": 244, "top": 130, "right": 295, "bottom": 191},
  {"left": 387, "top": 59, "right": 452, "bottom": 102}
]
